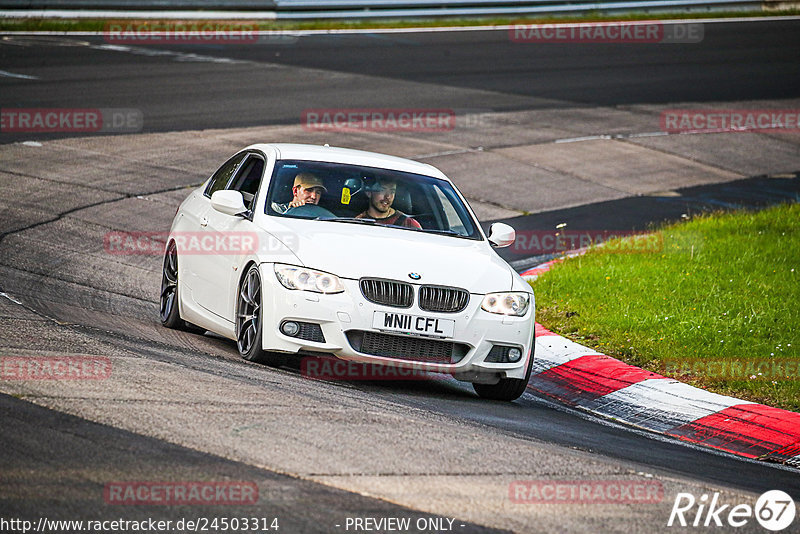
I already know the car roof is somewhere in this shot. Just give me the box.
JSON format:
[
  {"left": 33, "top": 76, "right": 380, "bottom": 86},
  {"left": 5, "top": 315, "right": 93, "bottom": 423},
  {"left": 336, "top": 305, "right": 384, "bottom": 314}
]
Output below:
[{"left": 245, "top": 143, "right": 450, "bottom": 181}]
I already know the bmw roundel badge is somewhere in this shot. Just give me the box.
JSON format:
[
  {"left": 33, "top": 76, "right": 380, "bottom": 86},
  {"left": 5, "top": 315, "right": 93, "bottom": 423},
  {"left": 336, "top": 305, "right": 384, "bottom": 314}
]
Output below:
[{"left": 408, "top": 272, "right": 421, "bottom": 280}]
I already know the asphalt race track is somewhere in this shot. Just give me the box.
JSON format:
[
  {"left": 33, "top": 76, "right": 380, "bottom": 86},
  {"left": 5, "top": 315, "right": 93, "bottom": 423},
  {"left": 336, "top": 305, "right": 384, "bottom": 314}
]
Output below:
[
  {"left": 1, "top": 18, "right": 799, "bottom": 533},
  {"left": 1, "top": 19, "right": 799, "bottom": 140}
]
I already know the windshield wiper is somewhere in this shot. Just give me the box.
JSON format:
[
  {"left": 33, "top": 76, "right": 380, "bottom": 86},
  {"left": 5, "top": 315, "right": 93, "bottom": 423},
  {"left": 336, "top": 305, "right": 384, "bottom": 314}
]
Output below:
[
  {"left": 421, "top": 228, "right": 462, "bottom": 237},
  {"left": 319, "top": 217, "right": 377, "bottom": 225}
]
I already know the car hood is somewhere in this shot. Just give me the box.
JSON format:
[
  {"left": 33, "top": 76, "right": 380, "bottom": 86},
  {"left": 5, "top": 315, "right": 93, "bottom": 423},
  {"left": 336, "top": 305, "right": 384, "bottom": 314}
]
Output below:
[{"left": 261, "top": 218, "right": 515, "bottom": 294}]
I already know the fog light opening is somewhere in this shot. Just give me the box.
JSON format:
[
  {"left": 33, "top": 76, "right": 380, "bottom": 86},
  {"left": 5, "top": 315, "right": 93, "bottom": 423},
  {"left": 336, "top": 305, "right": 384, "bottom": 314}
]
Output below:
[
  {"left": 281, "top": 321, "right": 300, "bottom": 337},
  {"left": 508, "top": 347, "right": 522, "bottom": 362}
]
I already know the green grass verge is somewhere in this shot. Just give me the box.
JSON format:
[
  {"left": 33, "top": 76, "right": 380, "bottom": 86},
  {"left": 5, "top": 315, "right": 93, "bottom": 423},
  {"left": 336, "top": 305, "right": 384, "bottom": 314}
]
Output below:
[
  {"left": 0, "top": 10, "right": 798, "bottom": 32},
  {"left": 531, "top": 203, "right": 800, "bottom": 412}
]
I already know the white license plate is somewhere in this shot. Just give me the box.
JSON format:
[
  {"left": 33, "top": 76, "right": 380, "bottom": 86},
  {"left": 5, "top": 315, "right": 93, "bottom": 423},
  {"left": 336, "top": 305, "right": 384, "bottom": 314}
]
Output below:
[{"left": 372, "top": 311, "right": 455, "bottom": 338}]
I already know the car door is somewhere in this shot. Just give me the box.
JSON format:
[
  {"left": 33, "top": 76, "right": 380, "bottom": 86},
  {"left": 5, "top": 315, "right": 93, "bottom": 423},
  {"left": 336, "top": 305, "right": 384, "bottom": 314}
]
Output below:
[
  {"left": 181, "top": 151, "right": 246, "bottom": 297},
  {"left": 191, "top": 152, "right": 266, "bottom": 321}
]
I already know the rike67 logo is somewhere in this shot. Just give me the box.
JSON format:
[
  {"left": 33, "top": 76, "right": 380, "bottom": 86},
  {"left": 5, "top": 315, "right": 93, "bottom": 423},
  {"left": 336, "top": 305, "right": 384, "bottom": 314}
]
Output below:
[{"left": 668, "top": 490, "right": 796, "bottom": 531}]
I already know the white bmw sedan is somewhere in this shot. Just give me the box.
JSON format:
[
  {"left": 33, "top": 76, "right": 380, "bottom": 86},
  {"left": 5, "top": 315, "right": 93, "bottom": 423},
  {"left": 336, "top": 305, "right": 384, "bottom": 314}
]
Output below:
[{"left": 160, "top": 144, "right": 535, "bottom": 401}]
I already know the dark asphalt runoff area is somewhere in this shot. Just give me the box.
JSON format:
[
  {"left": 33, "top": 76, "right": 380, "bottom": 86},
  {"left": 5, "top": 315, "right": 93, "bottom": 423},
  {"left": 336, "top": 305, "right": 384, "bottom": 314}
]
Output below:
[
  {"left": 1, "top": 18, "right": 799, "bottom": 533},
  {"left": 492, "top": 172, "right": 800, "bottom": 265}
]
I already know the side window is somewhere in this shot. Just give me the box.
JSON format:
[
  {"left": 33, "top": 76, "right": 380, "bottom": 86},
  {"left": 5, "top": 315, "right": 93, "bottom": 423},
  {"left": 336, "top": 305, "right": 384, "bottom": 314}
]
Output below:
[
  {"left": 204, "top": 153, "right": 246, "bottom": 198},
  {"left": 228, "top": 155, "right": 265, "bottom": 210}
]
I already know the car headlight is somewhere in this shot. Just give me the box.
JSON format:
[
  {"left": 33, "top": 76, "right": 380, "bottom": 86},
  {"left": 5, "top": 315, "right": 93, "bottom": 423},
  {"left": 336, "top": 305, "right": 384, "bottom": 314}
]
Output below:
[
  {"left": 481, "top": 292, "right": 530, "bottom": 316},
  {"left": 274, "top": 264, "right": 344, "bottom": 294}
]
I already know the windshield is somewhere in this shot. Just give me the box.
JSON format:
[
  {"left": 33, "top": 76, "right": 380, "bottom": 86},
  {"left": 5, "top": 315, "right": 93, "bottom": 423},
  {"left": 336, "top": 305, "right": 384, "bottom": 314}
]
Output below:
[{"left": 265, "top": 159, "right": 481, "bottom": 240}]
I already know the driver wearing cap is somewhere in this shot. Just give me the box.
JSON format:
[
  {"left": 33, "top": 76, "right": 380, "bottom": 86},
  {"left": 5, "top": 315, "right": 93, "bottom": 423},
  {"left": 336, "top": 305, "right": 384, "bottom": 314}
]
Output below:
[{"left": 272, "top": 172, "right": 327, "bottom": 214}]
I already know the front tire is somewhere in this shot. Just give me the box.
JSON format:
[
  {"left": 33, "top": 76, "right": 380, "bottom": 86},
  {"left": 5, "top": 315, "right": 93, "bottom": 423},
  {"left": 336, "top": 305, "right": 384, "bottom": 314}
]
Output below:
[
  {"left": 236, "top": 265, "right": 282, "bottom": 366},
  {"left": 160, "top": 241, "right": 185, "bottom": 329},
  {"left": 472, "top": 348, "right": 534, "bottom": 402}
]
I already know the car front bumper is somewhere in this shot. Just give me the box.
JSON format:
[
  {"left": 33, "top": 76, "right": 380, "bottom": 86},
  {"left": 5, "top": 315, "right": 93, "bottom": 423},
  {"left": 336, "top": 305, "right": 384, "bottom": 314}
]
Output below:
[{"left": 259, "top": 264, "right": 535, "bottom": 381}]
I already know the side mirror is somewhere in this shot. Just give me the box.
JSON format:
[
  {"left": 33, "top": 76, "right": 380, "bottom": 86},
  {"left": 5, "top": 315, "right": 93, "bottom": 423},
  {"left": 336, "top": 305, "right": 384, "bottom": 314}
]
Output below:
[
  {"left": 211, "top": 190, "right": 247, "bottom": 217},
  {"left": 487, "top": 222, "right": 515, "bottom": 248}
]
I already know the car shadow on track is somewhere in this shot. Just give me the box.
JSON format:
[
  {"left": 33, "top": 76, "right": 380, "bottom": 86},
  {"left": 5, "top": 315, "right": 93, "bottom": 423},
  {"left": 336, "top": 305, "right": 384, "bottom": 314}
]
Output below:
[
  {"left": 170, "top": 327, "right": 530, "bottom": 405},
  {"left": 277, "top": 352, "right": 481, "bottom": 400}
]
